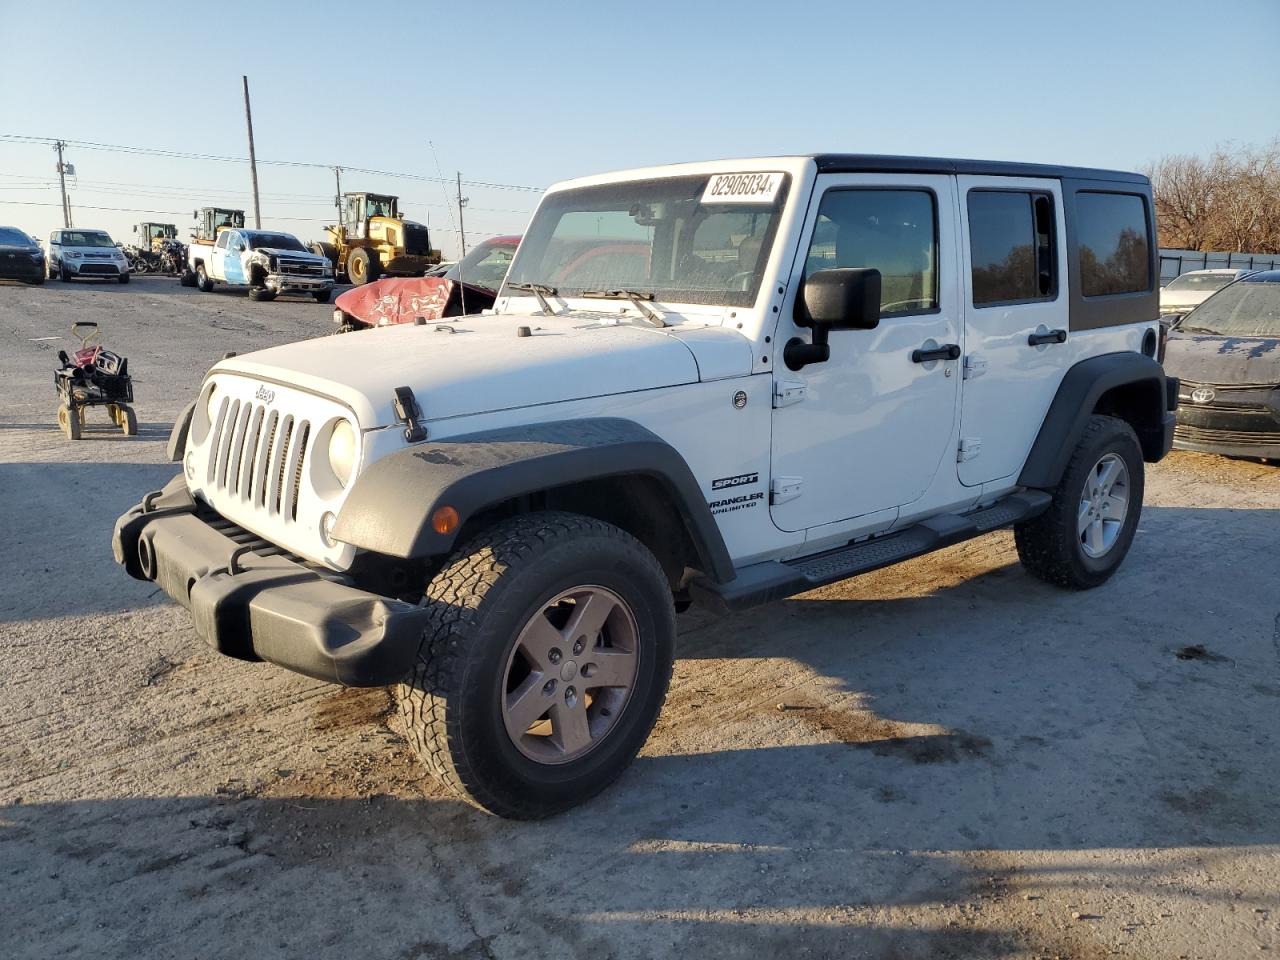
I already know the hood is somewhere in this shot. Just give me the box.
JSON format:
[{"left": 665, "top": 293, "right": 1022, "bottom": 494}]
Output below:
[
  {"left": 0, "top": 243, "right": 40, "bottom": 254},
  {"left": 212, "top": 311, "right": 718, "bottom": 427},
  {"left": 252, "top": 247, "right": 326, "bottom": 261},
  {"left": 336, "top": 276, "right": 504, "bottom": 326},
  {"left": 1164, "top": 331, "right": 1280, "bottom": 385}
]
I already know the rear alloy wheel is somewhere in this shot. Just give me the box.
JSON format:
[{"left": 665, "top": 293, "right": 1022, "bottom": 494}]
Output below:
[
  {"left": 1015, "top": 414, "right": 1144, "bottom": 590},
  {"left": 397, "top": 511, "right": 675, "bottom": 819},
  {"left": 195, "top": 264, "right": 214, "bottom": 292}
]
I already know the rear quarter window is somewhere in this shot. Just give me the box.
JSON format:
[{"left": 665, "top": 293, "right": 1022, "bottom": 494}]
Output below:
[{"left": 1076, "top": 192, "right": 1151, "bottom": 297}]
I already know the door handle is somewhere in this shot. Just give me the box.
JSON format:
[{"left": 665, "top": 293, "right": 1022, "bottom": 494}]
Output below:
[
  {"left": 911, "top": 343, "right": 961, "bottom": 363},
  {"left": 1028, "top": 329, "right": 1067, "bottom": 346}
]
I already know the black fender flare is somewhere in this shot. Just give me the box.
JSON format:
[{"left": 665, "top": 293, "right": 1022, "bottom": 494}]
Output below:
[
  {"left": 331, "top": 417, "right": 736, "bottom": 583},
  {"left": 1019, "top": 351, "right": 1176, "bottom": 489}
]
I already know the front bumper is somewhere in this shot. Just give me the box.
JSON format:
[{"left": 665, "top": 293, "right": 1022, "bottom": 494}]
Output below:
[
  {"left": 266, "top": 273, "right": 334, "bottom": 294},
  {"left": 1174, "top": 382, "right": 1280, "bottom": 458},
  {"left": 112, "top": 475, "right": 427, "bottom": 686},
  {"left": 0, "top": 259, "right": 43, "bottom": 281},
  {"left": 66, "top": 258, "right": 125, "bottom": 277}
]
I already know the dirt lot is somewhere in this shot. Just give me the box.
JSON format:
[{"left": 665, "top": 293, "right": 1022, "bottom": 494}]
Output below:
[{"left": 2, "top": 276, "right": 1278, "bottom": 959}]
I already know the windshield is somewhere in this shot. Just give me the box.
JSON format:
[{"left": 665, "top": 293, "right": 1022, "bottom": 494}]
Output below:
[
  {"left": 246, "top": 232, "right": 305, "bottom": 252},
  {"left": 1165, "top": 272, "right": 1239, "bottom": 293},
  {"left": 367, "top": 196, "right": 396, "bottom": 218},
  {"left": 214, "top": 212, "right": 244, "bottom": 230},
  {"left": 445, "top": 238, "right": 517, "bottom": 292},
  {"left": 504, "top": 172, "right": 789, "bottom": 308},
  {"left": 63, "top": 231, "right": 115, "bottom": 247},
  {"left": 0, "top": 227, "right": 33, "bottom": 246},
  {"left": 1180, "top": 281, "right": 1280, "bottom": 337}
]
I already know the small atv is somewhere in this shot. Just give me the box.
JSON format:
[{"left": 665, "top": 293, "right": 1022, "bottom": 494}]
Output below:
[{"left": 54, "top": 322, "right": 136, "bottom": 439}]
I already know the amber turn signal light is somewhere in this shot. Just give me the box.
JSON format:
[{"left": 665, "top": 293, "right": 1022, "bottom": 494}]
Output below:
[{"left": 432, "top": 506, "right": 459, "bottom": 535}]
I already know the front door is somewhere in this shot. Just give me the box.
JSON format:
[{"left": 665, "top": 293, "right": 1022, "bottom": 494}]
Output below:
[{"left": 769, "top": 174, "right": 962, "bottom": 533}]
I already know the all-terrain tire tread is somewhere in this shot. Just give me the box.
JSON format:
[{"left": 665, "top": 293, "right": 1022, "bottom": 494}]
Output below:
[
  {"left": 396, "top": 511, "right": 673, "bottom": 819},
  {"left": 1014, "top": 414, "right": 1142, "bottom": 590}
]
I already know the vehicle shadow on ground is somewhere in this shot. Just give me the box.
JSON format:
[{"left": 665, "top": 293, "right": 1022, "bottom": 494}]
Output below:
[{"left": 3, "top": 505, "right": 1278, "bottom": 956}]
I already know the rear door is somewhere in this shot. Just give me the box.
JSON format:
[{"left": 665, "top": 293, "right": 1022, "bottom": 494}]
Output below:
[{"left": 955, "top": 177, "right": 1068, "bottom": 485}]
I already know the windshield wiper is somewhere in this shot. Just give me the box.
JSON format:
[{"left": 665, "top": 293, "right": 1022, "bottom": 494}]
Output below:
[
  {"left": 579, "top": 289, "right": 667, "bottom": 328},
  {"left": 505, "top": 281, "right": 558, "bottom": 316}
]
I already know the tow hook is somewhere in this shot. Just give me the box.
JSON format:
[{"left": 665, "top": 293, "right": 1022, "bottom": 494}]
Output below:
[{"left": 393, "top": 386, "right": 427, "bottom": 442}]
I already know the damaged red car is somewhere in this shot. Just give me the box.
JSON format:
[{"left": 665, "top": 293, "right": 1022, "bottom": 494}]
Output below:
[{"left": 331, "top": 235, "right": 519, "bottom": 331}]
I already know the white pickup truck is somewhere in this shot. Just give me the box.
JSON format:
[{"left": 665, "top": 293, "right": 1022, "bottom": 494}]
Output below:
[{"left": 189, "top": 227, "right": 334, "bottom": 302}]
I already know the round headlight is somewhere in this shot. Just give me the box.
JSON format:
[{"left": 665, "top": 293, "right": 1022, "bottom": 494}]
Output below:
[{"left": 327, "top": 420, "right": 357, "bottom": 487}]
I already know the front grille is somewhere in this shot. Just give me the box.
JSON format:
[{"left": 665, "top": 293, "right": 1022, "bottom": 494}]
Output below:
[
  {"left": 206, "top": 397, "right": 310, "bottom": 521},
  {"left": 78, "top": 263, "right": 119, "bottom": 275},
  {"left": 276, "top": 257, "right": 324, "bottom": 277},
  {"left": 403, "top": 223, "right": 431, "bottom": 257},
  {"left": 1175, "top": 423, "right": 1280, "bottom": 446},
  {"left": 1179, "top": 377, "right": 1278, "bottom": 393}
]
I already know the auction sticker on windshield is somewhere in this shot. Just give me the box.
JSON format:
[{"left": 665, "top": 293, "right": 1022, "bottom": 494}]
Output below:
[{"left": 701, "top": 172, "right": 784, "bottom": 204}]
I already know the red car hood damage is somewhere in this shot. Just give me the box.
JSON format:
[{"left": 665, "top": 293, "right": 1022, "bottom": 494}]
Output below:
[{"left": 335, "top": 276, "right": 468, "bottom": 328}]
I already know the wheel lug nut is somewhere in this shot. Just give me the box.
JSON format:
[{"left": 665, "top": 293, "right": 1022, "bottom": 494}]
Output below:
[
  {"left": 572, "top": 638, "right": 584, "bottom": 655},
  {"left": 564, "top": 686, "right": 577, "bottom": 708},
  {"left": 548, "top": 648, "right": 562, "bottom": 664},
  {"left": 543, "top": 679, "right": 556, "bottom": 696}
]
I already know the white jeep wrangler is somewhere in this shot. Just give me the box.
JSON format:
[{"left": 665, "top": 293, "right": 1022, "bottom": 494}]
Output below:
[{"left": 115, "top": 155, "right": 1177, "bottom": 818}]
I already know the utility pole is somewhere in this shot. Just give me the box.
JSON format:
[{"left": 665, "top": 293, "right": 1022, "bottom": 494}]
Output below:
[
  {"left": 333, "top": 165, "right": 343, "bottom": 214},
  {"left": 456, "top": 171, "right": 468, "bottom": 256},
  {"left": 242, "top": 75, "right": 262, "bottom": 228},
  {"left": 54, "top": 141, "right": 72, "bottom": 228}
]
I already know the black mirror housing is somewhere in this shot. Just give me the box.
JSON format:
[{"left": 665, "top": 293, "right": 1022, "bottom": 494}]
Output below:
[{"left": 798, "top": 267, "right": 881, "bottom": 331}]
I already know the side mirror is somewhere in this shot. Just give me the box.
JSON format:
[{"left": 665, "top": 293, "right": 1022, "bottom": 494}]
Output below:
[
  {"left": 799, "top": 267, "right": 881, "bottom": 331},
  {"left": 785, "top": 268, "right": 882, "bottom": 370}
]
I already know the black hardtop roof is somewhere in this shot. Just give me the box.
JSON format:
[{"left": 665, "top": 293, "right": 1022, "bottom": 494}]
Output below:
[{"left": 808, "top": 154, "right": 1148, "bottom": 184}]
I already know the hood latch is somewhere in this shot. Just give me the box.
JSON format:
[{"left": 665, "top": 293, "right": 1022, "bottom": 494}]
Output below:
[{"left": 393, "top": 386, "right": 427, "bottom": 442}]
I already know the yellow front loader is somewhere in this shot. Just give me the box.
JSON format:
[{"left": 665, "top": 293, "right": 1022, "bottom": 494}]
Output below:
[{"left": 310, "top": 193, "right": 440, "bottom": 285}]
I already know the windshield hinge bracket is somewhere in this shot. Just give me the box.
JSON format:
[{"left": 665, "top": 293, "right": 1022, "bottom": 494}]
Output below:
[
  {"left": 770, "top": 476, "right": 803, "bottom": 505},
  {"left": 957, "top": 437, "right": 981, "bottom": 462}
]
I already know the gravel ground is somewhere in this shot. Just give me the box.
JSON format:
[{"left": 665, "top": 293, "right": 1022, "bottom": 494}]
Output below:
[{"left": 2, "top": 276, "right": 1278, "bottom": 959}]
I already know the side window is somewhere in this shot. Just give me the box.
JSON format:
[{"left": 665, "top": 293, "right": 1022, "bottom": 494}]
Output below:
[
  {"left": 215, "top": 231, "right": 230, "bottom": 250},
  {"left": 804, "top": 189, "right": 938, "bottom": 316},
  {"left": 968, "top": 190, "right": 1057, "bottom": 306},
  {"left": 1076, "top": 192, "right": 1151, "bottom": 297}
]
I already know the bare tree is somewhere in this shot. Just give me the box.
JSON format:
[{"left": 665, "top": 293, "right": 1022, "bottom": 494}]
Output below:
[{"left": 1145, "top": 140, "right": 1280, "bottom": 254}]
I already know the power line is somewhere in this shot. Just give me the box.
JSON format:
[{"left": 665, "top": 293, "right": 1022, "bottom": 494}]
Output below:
[{"left": 0, "top": 133, "right": 545, "bottom": 193}]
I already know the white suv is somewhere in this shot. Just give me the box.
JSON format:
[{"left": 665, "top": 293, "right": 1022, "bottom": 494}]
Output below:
[
  {"left": 115, "top": 154, "right": 1177, "bottom": 818},
  {"left": 48, "top": 229, "right": 131, "bottom": 282}
]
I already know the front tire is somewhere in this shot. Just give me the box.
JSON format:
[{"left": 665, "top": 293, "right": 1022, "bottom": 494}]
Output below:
[
  {"left": 347, "top": 247, "right": 380, "bottom": 285},
  {"left": 248, "top": 286, "right": 276, "bottom": 301},
  {"left": 313, "top": 289, "right": 332, "bottom": 304},
  {"left": 397, "top": 512, "right": 676, "bottom": 819},
  {"left": 118, "top": 272, "right": 130, "bottom": 284},
  {"left": 59, "top": 262, "right": 74, "bottom": 282},
  {"left": 1015, "top": 415, "right": 1144, "bottom": 590}
]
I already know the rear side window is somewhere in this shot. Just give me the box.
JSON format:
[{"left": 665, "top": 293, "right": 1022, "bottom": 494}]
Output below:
[
  {"left": 804, "top": 188, "right": 938, "bottom": 316},
  {"left": 968, "top": 190, "right": 1057, "bottom": 305},
  {"left": 1076, "top": 192, "right": 1151, "bottom": 297}
]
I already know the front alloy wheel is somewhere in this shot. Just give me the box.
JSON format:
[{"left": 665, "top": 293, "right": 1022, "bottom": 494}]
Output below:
[{"left": 397, "top": 511, "right": 675, "bottom": 819}]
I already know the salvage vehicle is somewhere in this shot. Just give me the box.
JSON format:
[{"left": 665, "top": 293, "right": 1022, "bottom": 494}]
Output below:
[
  {"left": 114, "top": 154, "right": 1177, "bottom": 819},
  {"left": 310, "top": 192, "right": 441, "bottom": 286},
  {"left": 1159, "top": 268, "right": 1254, "bottom": 316},
  {"left": 188, "top": 228, "right": 334, "bottom": 302},
  {"left": 331, "top": 234, "right": 519, "bottom": 331},
  {"left": 47, "top": 229, "right": 130, "bottom": 282},
  {"left": 0, "top": 226, "right": 45, "bottom": 284},
  {"left": 1164, "top": 270, "right": 1280, "bottom": 460},
  {"left": 180, "top": 208, "right": 245, "bottom": 287}
]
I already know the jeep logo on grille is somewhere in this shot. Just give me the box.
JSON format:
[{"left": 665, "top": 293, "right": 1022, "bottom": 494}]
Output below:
[
  {"left": 254, "top": 385, "right": 276, "bottom": 404},
  {"left": 1191, "top": 386, "right": 1215, "bottom": 404}
]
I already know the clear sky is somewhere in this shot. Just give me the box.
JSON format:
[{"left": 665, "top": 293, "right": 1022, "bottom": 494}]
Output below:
[{"left": 2, "top": 0, "right": 1276, "bottom": 258}]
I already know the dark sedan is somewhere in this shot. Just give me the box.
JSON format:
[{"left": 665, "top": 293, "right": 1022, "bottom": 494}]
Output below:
[
  {"left": 0, "top": 226, "right": 45, "bottom": 284},
  {"left": 1163, "top": 270, "right": 1280, "bottom": 460}
]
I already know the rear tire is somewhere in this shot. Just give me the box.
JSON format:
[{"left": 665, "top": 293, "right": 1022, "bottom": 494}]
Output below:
[
  {"left": 347, "top": 247, "right": 380, "bottom": 286},
  {"left": 120, "top": 404, "right": 137, "bottom": 436},
  {"left": 195, "top": 264, "right": 214, "bottom": 292},
  {"left": 1015, "top": 415, "right": 1144, "bottom": 590},
  {"left": 397, "top": 511, "right": 676, "bottom": 819},
  {"left": 179, "top": 269, "right": 197, "bottom": 287}
]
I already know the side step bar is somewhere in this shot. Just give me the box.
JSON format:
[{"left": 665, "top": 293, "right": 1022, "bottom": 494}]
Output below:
[{"left": 691, "top": 490, "right": 1051, "bottom": 613}]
